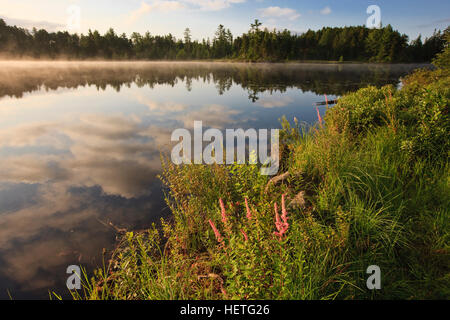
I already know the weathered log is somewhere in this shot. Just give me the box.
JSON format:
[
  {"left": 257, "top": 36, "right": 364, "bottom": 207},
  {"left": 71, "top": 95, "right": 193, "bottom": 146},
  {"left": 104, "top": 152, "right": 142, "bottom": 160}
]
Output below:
[
  {"left": 265, "top": 171, "right": 290, "bottom": 193},
  {"left": 314, "top": 99, "right": 338, "bottom": 106}
]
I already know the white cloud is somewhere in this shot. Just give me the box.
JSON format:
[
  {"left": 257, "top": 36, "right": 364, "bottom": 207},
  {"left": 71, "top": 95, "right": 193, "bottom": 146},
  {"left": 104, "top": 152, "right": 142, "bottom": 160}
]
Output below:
[
  {"left": 0, "top": 15, "right": 65, "bottom": 32},
  {"left": 127, "top": 0, "right": 246, "bottom": 23},
  {"left": 320, "top": 6, "right": 332, "bottom": 15},
  {"left": 183, "top": 0, "right": 246, "bottom": 11},
  {"left": 0, "top": 113, "right": 164, "bottom": 198},
  {"left": 259, "top": 6, "right": 300, "bottom": 21},
  {"left": 257, "top": 96, "right": 294, "bottom": 108},
  {"left": 127, "top": 1, "right": 186, "bottom": 24},
  {"left": 177, "top": 104, "right": 240, "bottom": 129},
  {"left": 136, "top": 95, "right": 187, "bottom": 115}
]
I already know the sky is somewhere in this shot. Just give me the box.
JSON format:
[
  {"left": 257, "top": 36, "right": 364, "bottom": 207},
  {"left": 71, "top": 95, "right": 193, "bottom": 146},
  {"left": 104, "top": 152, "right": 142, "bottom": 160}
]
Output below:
[{"left": 0, "top": 0, "right": 449, "bottom": 41}]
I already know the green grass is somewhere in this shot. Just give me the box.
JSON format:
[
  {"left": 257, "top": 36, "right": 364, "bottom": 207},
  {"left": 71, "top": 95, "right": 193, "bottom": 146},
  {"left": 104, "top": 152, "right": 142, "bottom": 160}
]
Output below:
[{"left": 73, "top": 45, "right": 450, "bottom": 300}]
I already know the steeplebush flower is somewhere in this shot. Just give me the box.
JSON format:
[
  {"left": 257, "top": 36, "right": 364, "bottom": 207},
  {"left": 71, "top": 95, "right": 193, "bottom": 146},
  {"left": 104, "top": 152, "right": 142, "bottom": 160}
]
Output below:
[
  {"left": 240, "top": 229, "right": 248, "bottom": 242},
  {"left": 316, "top": 106, "right": 323, "bottom": 127},
  {"left": 274, "top": 194, "right": 289, "bottom": 240},
  {"left": 209, "top": 219, "right": 223, "bottom": 244},
  {"left": 219, "top": 198, "right": 227, "bottom": 224},
  {"left": 245, "top": 198, "right": 252, "bottom": 220}
]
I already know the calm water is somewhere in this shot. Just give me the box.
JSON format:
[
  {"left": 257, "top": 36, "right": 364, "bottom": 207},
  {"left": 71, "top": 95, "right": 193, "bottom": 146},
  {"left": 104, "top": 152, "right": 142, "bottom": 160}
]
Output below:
[{"left": 0, "top": 61, "right": 425, "bottom": 299}]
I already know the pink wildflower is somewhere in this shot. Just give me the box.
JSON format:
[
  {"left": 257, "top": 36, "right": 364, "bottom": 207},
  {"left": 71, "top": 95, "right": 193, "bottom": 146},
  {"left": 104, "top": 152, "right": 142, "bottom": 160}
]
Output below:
[
  {"left": 274, "top": 195, "right": 289, "bottom": 240},
  {"left": 245, "top": 198, "right": 252, "bottom": 220},
  {"left": 219, "top": 198, "right": 227, "bottom": 224},
  {"left": 281, "top": 194, "right": 288, "bottom": 222},
  {"left": 274, "top": 202, "right": 281, "bottom": 227},
  {"left": 240, "top": 229, "right": 248, "bottom": 242},
  {"left": 209, "top": 219, "right": 223, "bottom": 243},
  {"left": 316, "top": 106, "right": 323, "bottom": 127}
]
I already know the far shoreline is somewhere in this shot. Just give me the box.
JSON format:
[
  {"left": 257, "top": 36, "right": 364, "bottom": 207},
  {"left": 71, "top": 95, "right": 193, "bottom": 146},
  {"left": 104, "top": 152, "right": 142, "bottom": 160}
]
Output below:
[{"left": 0, "top": 59, "right": 433, "bottom": 67}]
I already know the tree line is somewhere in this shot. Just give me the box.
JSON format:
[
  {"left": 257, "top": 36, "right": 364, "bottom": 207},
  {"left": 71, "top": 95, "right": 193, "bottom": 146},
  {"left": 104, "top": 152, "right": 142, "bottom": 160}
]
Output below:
[{"left": 0, "top": 18, "right": 447, "bottom": 62}]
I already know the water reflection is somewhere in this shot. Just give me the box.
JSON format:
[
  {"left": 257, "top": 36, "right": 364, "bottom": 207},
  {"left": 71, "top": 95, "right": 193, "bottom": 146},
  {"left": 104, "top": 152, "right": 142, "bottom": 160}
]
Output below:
[
  {"left": 0, "top": 61, "right": 428, "bottom": 99},
  {"left": 0, "top": 61, "right": 424, "bottom": 299}
]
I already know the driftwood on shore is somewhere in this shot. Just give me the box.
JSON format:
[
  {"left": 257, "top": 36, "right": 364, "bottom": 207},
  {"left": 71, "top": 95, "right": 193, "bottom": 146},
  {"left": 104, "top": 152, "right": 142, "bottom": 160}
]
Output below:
[
  {"left": 314, "top": 99, "right": 338, "bottom": 106},
  {"left": 265, "top": 171, "right": 290, "bottom": 193}
]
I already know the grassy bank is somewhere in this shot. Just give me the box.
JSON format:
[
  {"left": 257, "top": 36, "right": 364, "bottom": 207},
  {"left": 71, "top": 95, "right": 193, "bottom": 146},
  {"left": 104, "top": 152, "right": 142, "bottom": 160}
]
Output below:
[{"left": 73, "top": 43, "right": 449, "bottom": 300}]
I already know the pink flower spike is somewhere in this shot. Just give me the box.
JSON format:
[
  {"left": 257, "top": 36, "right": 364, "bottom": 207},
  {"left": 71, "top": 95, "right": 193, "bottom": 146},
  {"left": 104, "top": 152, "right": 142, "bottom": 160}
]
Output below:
[
  {"left": 209, "top": 219, "right": 223, "bottom": 243},
  {"left": 219, "top": 198, "right": 227, "bottom": 224},
  {"left": 316, "top": 107, "right": 323, "bottom": 127},
  {"left": 245, "top": 198, "right": 252, "bottom": 220},
  {"left": 274, "top": 202, "right": 281, "bottom": 227},
  {"left": 240, "top": 229, "right": 248, "bottom": 242},
  {"left": 274, "top": 196, "right": 290, "bottom": 240},
  {"left": 281, "top": 194, "right": 288, "bottom": 222}
]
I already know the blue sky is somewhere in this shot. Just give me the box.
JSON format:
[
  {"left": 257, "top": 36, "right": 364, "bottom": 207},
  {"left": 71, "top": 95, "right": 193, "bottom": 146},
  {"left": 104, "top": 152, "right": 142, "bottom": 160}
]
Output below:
[{"left": 1, "top": 0, "right": 449, "bottom": 41}]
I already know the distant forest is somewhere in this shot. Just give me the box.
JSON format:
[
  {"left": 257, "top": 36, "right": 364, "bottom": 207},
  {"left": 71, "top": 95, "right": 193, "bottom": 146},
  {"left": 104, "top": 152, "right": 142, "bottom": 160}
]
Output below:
[{"left": 0, "top": 19, "right": 448, "bottom": 62}]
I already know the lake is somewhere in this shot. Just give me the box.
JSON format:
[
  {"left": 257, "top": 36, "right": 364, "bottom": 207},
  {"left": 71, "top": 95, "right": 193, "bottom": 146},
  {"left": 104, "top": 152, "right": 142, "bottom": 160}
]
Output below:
[{"left": 0, "top": 61, "right": 426, "bottom": 299}]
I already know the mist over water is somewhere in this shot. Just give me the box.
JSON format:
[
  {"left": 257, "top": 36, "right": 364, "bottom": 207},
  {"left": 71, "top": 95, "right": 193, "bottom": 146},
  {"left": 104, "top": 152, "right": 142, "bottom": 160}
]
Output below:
[
  {"left": 0, "top": 61, "right": 425, "bottom": 299},
  {"left": 0, "top": 61, "right": 429, "bottom": 98}
]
